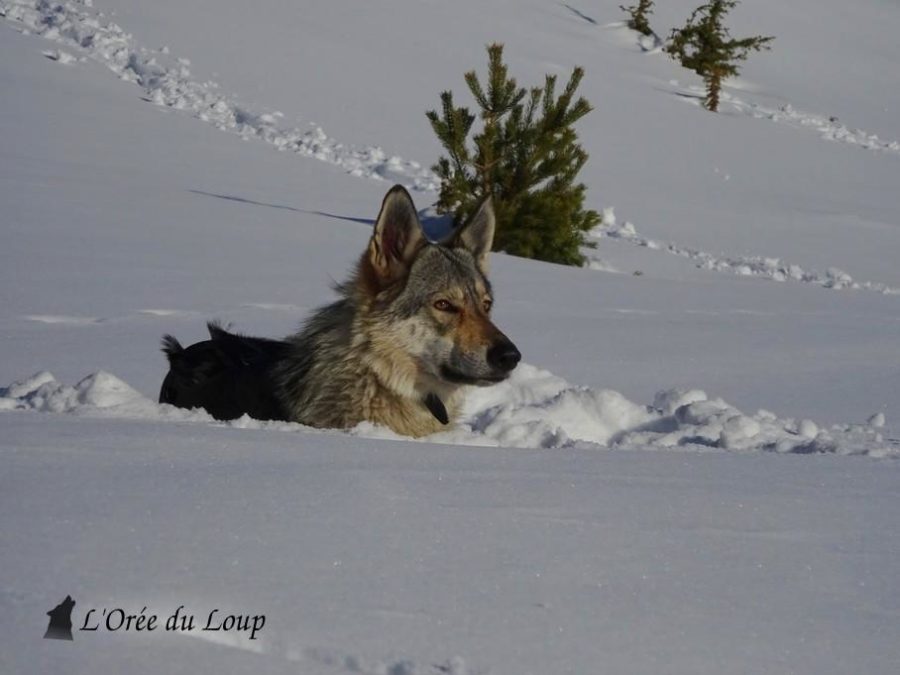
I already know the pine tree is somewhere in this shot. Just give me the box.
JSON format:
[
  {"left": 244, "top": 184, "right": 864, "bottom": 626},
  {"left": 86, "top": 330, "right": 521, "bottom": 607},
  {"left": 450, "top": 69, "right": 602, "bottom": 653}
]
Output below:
[
  {"left": 426, "top": 44, "right": 600, "bottom": 266},
  {"left": 666, "top": 0, "right": 773, "bottom": 112},
  {"left": 620, "top": 0, "right": 655, "bottom": 37}
]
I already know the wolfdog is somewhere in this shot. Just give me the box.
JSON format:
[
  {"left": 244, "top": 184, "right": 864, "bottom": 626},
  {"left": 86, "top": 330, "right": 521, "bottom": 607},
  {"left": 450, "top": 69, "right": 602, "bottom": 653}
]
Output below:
[{"left": 159, "top": 185, "right": 520, "bottom": 437}]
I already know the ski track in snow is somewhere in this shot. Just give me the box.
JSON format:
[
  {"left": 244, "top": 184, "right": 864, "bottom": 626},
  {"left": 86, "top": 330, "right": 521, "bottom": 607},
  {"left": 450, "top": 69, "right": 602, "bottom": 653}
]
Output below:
[
  {"left": 588, "top": 207, "right": 900, "bottom": 295},
  {"left": 1, "top": 366, "right": 895, "bottom": 458},
  {"left": 0, "top": 0, "right": 439, "bottom": 191}
]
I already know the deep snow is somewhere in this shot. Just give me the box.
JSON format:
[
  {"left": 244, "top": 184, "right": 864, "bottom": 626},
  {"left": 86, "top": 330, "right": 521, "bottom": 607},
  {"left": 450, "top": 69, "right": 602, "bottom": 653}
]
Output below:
[
  {"left": 2, "top": 0, "right": 900, "bottom": 673},
  {"left": 2, "top": 366, "right": 894, "bottom": 457},
  {"left": 5, "top": 411, "right": 900, "bottom": 675}
]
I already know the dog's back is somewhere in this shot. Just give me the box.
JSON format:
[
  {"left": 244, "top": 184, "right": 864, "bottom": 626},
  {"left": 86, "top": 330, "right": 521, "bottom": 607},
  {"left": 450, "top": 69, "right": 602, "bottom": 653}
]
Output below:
[{"left": 159, "top": 323, "right": 290, "bottom": 421}]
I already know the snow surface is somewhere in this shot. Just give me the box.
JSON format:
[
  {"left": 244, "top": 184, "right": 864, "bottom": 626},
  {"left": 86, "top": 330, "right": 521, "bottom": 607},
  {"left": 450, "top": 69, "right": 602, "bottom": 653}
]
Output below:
[
  {"left": 4, "top": 366, "right": 893, "bottom": 457},
  {"left": 2, "top": 1, "right": 900, "bottom": 673},
  {"left": 591, "top": 207, "right": 900, "bottom": 295}
]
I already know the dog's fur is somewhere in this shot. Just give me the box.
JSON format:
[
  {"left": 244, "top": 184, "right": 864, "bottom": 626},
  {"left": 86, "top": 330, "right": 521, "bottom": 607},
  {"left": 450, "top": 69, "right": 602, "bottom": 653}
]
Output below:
[{"left": 159, "top": 185, "right": 520, "bottom": 437}]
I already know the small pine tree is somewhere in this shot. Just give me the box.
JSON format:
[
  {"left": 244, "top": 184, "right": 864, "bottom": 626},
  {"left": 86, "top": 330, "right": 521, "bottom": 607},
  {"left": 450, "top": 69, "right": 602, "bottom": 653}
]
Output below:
[
  {"left": 426, "top": 44, "right": 600, "bottom": 266},
  {"left": 620, "top": 0, "right": 655, "bottom": 37},
  {"left": 666, "top": 0, "right": 773, "bottom": 112}
]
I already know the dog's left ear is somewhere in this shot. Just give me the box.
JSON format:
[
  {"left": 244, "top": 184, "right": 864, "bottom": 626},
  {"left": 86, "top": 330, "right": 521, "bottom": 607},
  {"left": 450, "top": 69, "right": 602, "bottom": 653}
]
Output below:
[
  {"left": 368, "top": 185, "right": 427, "bottom": 284},
  {"left": 448, "top": 196, "right": 495, "bottom": 274}
]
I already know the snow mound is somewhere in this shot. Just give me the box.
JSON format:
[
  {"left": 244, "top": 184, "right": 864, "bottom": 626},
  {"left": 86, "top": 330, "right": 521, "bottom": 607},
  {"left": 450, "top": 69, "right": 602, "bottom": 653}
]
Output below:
[
  {"left": 590, "top": 209, "right": 900, "bottom": 295},
  {"left": 0, "top": 0, "right": 438, "bottom": 191},
  {"left": 41, "top": 48, "right": 77, "bottom": 64},
  {"left": 1, "top": 370, "right": 165, "bottom": 416},
  {"left": 438, "top": 364, "right": 895, "bottom": 456},
  {"left": 2, "top": 368, "right": 895, "bottom": 457}
]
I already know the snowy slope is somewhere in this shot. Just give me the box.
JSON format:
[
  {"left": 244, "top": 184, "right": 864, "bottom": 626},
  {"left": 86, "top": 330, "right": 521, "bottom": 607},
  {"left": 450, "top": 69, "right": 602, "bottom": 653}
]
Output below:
[
  {"left": 2, "top": 0, "right": 898, "bottom": 428},
  {"left": 87, "top": 0, "right": 900, "bottom": 286},
  {"left": 5, "top": 412, "right": 900, "bottom": 675},
  {"left": 2, "top": 0, "right": 900, "bottom": 673}
]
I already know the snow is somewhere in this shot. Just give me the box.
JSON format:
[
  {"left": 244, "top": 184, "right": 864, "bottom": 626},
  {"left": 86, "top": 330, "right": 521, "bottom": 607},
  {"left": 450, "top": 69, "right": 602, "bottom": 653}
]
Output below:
[
  {"left": 7, "top": 365, "right": 891, "bottom": 457},
  {"left": 0, "top": 0, "right": 438, "bottom": 190},
  {"left": 591, "top": 207, "right": 900, "bottom": 294},
  {"left": 2, "top": 0, "right": 900, "bottom": 673},
  {"left": 5, "top": 411, "right": 900, "bottom": 675}
]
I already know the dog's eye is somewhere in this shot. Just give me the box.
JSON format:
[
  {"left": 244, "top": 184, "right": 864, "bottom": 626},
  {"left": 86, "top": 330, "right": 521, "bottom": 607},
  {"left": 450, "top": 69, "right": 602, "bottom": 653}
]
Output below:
[
  {"left": 483, "top": 299, "right": 493, "bottom": 313},
  {"left": 433, "top": 299, "right": 457, "bottom": 313}
]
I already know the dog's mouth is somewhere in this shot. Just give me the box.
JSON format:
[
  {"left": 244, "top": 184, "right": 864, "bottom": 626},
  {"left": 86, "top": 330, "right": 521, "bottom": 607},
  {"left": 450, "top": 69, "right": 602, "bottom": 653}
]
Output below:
[{"left": 439, "top": 365, "right": 509, "bottom": 386}]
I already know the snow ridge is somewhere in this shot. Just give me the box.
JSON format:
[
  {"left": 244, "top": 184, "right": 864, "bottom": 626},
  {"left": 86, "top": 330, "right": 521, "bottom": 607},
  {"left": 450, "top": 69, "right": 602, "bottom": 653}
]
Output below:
[
  {"left": 2, "top": 367, "right": 894, "bottom": 457},
  {"left": 0, "top": 0, "right": 439, "bottom": 191},
  {"left": 590, "top": 208, "right": 900, "bottom": 294}
]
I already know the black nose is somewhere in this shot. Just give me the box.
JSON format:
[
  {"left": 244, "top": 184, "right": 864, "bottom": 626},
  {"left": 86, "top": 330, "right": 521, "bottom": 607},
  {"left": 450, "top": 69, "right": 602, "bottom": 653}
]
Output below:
[{"left": 487, "top": 340, "right": 521, "bottom": 373}]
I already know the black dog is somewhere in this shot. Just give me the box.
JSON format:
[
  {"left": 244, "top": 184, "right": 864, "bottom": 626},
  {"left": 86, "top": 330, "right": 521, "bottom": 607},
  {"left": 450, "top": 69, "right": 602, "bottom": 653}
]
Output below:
[{"left": 159, "top": 323, "right": 290, "bottom": 422}]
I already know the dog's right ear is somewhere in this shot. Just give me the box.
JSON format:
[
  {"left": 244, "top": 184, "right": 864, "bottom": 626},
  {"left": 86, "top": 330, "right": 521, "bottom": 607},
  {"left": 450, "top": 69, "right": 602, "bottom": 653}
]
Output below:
[
  {"left": 446, "top": 195, "right": 495, "bottom": 274},
  {"left": 367, "top": 185, "right": 426, "bottom": 284}
]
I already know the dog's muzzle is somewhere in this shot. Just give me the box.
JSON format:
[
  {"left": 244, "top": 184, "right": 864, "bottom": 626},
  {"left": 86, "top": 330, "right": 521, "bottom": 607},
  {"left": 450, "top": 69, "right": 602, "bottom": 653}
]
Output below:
[{"left": 486, "top": 339, "right": 521, "bottom": 373}]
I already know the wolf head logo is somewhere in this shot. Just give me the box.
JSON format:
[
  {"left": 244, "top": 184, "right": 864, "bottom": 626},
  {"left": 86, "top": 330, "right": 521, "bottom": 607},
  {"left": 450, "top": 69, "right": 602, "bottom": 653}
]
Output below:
[{"left": 44, "top": 595, "right": 76, "bottom": 641}]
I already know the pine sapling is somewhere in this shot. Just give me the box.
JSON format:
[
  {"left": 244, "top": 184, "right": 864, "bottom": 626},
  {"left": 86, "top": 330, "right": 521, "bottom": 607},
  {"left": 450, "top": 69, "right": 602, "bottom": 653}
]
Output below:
[
  {"left": 426, "top": 44, "right": 600, "bottom": 266},
  {"left": 620, "top": 0, "right": 655, "bottom": 37},
  {"left": 667, "top": 0, "right": 773, "bottom": 111}
]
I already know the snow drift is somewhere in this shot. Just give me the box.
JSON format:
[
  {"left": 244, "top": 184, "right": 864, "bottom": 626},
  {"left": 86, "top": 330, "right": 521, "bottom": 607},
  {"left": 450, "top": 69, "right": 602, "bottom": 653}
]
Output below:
[{"left": 2, "top": 366, "right": 893, "bottom": 457}]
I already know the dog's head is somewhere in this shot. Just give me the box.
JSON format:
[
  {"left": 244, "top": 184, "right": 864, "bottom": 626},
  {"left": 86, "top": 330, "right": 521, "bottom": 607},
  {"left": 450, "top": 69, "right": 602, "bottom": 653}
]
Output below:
[{"left": 359, "top": 185, "right": 520, "bottom": 388}]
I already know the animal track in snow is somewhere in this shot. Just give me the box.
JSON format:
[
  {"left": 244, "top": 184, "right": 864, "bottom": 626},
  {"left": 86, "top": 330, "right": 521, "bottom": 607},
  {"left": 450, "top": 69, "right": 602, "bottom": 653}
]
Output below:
[
  {"left": 0, "top": 0, "right": 440, "bottom": 191},
  {"left": 672, "top": 85, "right": 900, "bottom": 157},
  {"left": 5, "top": 1, "right": 896, "bottom": 297},
  {"left": 588, "top": 208, "right": 900, "bottom": 295},
  {"left": 608, "top": 18, "right": 900, "bottom": 157}
]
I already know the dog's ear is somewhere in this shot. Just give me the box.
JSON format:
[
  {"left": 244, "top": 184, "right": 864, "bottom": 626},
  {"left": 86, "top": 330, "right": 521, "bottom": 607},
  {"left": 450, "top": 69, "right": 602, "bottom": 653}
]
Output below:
[
  {"left": 368, "top": 185, "right": 426, "bottom": 283},
  {"left": 447, "top": 196, "right": 495, "bottom": 274}
]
